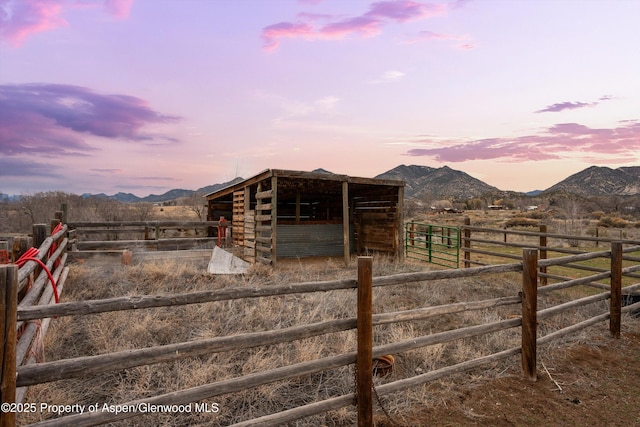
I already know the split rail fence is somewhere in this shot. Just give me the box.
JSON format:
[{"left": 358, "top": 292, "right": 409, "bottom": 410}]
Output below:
[
  {"left": 66, "top": 220, "right": 225, "bottom": 264},
  {"left": 1, "top": 236, "right": 639, "bottom": 425},
  {"left": 1, "top": 213, "right": 70, "bottom": 427},
  {"left": 461, "top": 218, "right": 640, "bottom": 294}
]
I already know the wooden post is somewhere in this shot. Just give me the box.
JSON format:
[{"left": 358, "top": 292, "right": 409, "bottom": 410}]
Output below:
[
  {"left": 356, "top": 256, "right": 373, "bottom": 427},
  {"left": 33, "top": 224, "right": 48, "bottom": 248},
  {"left": 271, "top": 176, "right": 278, "bottom": 267},
  {"left": 0, "top": 243, "right": 8, "bottom": 265},
  {"left": 396, "top": 186, "right": 404, "bottom": 261},
  {"left": 0, "top": 265, "right": 18, "bottom": 427},
  {"left": 60, "top": 203, "right": 68, "bottom": 225},
  {"left": 409, "top": 223, "right": 415, "bottom": 248},
  {"left": 521, "top": 248, "right": 538, "bottom": 382},
  {"left": 610, "top": 241, "right": 622, "bottom": 338},
  {"left": 539, "top": 224, "right": 547, "bottom": 286},
  {"left": 342, "top": 181, "right": 350, "bottom": 267},
  {"left": 595, "top": 227, "right": 599, "bottom": 247},
  {"left": 463, "top": 217, "right": 471, "bottom": 268}
]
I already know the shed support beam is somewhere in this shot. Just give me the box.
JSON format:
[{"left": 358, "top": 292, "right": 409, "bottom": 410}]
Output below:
[
  {"left": 271, "top": 176, "right": 278, "bottom": 267},
  {"left": 342, "top": 181, "right": 350, "bottom": 266}
]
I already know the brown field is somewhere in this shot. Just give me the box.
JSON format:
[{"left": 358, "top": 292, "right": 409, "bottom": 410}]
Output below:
[
  {"left": 18, "top": 247, "right": 640, "bottom": 426},
  {"left": 8, "top": 205, "right": 639, "bottom": 425}
]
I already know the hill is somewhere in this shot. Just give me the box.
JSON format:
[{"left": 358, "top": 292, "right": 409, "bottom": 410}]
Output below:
[
  {"left": 375, "top": 164, "right": 499, "bottom": 200},
  {"left": 544, "top": 166, "right": 640, "bottom": 196},
  {"left": 81, "top": 164, "right": 640, "bottom": 203}
]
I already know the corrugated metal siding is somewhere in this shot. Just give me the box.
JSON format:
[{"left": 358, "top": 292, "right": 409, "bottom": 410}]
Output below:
[{"left": 276, "top": 224, "right": 354, "bottom": 258}]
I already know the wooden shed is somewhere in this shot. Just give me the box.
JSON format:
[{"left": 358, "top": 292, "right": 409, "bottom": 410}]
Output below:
[{"left": 205, "top": 169, "right": 405, "bottom": 266}]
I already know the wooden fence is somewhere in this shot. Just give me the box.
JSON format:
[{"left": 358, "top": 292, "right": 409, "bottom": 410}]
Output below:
[
  {"left": 461, "top": 218, "right": 640, "bottom": 292},
  {"left": 67, "top": 220, "right": 225, "bottom": 264},
  {"left": 1, "top": 215, "right": 70, "bottom": 427},
  {"left": 2, "top": 237, "right": 639, "bottom": 425}
]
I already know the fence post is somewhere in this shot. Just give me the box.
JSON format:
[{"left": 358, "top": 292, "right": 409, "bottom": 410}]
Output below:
[
  {"left": 33, "top": 224, "right": 48, "bottom": 248},
  {"left": 610, "top": 241, "right": 622, "bottom": 339},
  {"left": 356, "top": 256, "right": 373, "bottom": 427},
  {"left": 427, "top": 225, "right": 432, "bottom": 262},
  {"left": 463, "top": 217, "right": 471, "bottom": 268},
  {"left": 521, "top": 248, "right": 538, "bottom": 382},
  {"left": 539, "top": 224, "right": 547, "bottom": 286},
  {"left": 1, "top": 265, "right": 18, "bottom": 427}
]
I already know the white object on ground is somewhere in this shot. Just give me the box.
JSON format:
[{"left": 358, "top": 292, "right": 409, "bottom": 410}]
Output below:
[{"left": 207, "top": 246, "right": 250, "bottom": 274}]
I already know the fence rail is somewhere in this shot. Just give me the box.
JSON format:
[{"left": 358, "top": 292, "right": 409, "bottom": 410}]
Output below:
[
  {"left": 0, "top": 214, "right": 70, "bottom": 424},
  {"left": 2, "top": 231, "right": 639, "bottom": 425},
  {"left": 65, "top": 220, "right": 226, "bottom": 264}
]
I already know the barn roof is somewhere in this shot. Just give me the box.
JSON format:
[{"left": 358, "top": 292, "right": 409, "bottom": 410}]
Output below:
[{"left": 205, "top": 169, "right": 404, "bottom": 200}]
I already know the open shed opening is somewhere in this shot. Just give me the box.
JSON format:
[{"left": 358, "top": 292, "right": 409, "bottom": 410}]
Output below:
[{"left": 206, "top": 169, "right": 404, "bottom": 266}]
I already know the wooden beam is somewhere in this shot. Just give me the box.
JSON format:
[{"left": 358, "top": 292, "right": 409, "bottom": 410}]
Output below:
[
  {"left": 610, "top": 241, "right": 622, "bottom": 338},
  {"left": 521, "top": 248, "right": 538, "bottom": 382},
  {"left": 271, "top": 176, "right": 278, "bottom": 267},
  {"left": 0, "top": 265, "right": 18, "bottom": 427},
  {"left": 356, "top": 257, "right": 373, "bottom": 427},
  {"left": 342, "top": 181, "right": 350, "bottom": 266}
]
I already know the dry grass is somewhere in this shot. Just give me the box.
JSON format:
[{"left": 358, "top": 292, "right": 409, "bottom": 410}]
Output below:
[{"left": 19, "top": 253, "right": 635, "bottom": 426}]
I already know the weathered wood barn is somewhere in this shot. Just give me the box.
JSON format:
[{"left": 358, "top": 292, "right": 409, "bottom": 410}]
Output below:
[{"left": 206, "top": 169, "right": 405, "bottom": 265}]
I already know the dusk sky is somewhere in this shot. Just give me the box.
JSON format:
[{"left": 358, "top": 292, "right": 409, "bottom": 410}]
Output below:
[{"left": 1, "top": 0, "right": 639, "bottom": 197}]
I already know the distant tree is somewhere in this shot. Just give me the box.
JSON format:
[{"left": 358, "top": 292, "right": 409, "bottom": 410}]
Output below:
[
  {"left": 465, "top": 198, "right": 483, "bottom": 210},
  {"left": 185, "top": 191, "right": 207, "bottom": 220},
  {"left": 133, "top": 202, "right": 153, "bottom": 221}
]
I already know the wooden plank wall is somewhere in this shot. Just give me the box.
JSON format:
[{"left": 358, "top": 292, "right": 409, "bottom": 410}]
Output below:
[
  {"left": 255, "top": 185, "right": 273, "bottom": 265},
  {"left": 354, "top": 194, "right": 399, "bottom": 254},
  {"left": 232, "top": 191, "right": 245, "bottom": 247}
]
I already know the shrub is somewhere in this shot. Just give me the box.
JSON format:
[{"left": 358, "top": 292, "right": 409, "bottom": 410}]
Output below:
[
  {"left": 597, "top": 216, "right": 629, "bottom": 228},
  {"left": 505, "top": 216, "right": 539, "bottom": 228}
]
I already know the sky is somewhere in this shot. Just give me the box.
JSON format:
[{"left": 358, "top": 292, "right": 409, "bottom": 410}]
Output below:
[{"left": 1, "top": 0, "right": 639, "bottom": 197}]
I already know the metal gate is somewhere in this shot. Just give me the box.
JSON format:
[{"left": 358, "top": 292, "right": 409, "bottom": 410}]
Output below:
[{"left": 405, "top": 222, "right": 460, "bottom": 268}]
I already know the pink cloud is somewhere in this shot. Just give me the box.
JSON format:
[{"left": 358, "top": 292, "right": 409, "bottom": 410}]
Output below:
[
  {"left": 262, "top": 21, "right": 315, "bottom": 51},
  {"left": 0, "top": 0, "right": 67, "bottom": 46},
  {"left": 367, "top": 1, "right": 445, "bottom": 22},
  {"left": 320, "top": 16, "right": 382, "bottom": 38},
  {"left": 405, "top": 121, "right": 640, "bottom": 163},
  {"left": 262, "top": 0, "right": 449, "bottom": 51},
  {"left": 0, "top": 0, "right": 133, "bottom": 47},
  {"left": 104, "top": 0, "right": 133, "bottom": 19}
]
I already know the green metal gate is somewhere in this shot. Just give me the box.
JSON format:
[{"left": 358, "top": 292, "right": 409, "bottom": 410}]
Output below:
[{"left": 405, "top": 222, "right": 460, "bottom": 268}]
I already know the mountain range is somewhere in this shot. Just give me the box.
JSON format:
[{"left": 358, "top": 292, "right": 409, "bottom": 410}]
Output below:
[{"left": 86, "top": 165, "right": 640, "bottom": 203}]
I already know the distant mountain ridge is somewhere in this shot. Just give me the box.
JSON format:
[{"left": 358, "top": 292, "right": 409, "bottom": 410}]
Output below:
[
  {"left": 375, "top": 165, "right": 499, "bottom": 199},
  {"left": 81, "top": 165, "right": 640, "bottom": 203},
  {"left": 544, "top": 166, "right": 640, "bottom": 196}
]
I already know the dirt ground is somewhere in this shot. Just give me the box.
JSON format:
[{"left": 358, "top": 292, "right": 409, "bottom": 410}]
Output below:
[{"left": 376, "top": 325, "right": 640, "bottom": 427}]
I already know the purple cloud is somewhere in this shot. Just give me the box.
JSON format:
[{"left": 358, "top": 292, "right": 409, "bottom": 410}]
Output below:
[
  {"left": 0, "top": 83, "right": 181, "bottom": 156},
  {"left": 0, "top": 157, "right": 62, "bottom": 178},
  {"left": 535, "top": 95, "right": 613, "bottom": 113},
  {"left": 0, "top": 0, "right": 133, "bottom": 47},
  {"left": 405, "top": 120, "right": 640, "bottom": 162},
  {"left": 262, "top": 0, "right": 447, "bottom": 51}
]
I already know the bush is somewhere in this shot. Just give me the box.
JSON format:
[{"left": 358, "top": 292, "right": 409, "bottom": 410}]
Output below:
[
  {"left": 597, "top": 216, "right": 629, "bottom": 228},
  {"left": 505, "top": 216, "right": 539, "bottom": 228}
]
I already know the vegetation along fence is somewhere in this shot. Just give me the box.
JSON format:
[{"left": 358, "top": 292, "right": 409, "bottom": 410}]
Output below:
[
  {"left": 1, "top": 236, "right": 639, "bottom": 425},
  {"left": 405, "top": 222, "right": 460, "bottom": 268}
]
